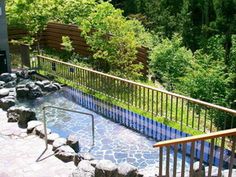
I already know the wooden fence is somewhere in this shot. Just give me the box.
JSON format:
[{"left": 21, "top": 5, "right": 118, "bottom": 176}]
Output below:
[{"left": 8, "top": 22, "right": 149, "bottom": 75}]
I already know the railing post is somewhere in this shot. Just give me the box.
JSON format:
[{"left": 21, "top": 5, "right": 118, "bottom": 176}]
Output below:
[{"left": 43, "top": 107, "right": 48, "bottom": 150}]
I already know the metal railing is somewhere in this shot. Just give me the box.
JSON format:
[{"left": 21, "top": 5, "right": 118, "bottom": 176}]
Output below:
[
  {"left": 153, "top": 128, "right": 236, "bottom": 177},
  {"left": 35, "top": 55, "right": 236, "bottom": 134},
  {"left": 42, "top": 105, "right": 95, "bottom": 150}
]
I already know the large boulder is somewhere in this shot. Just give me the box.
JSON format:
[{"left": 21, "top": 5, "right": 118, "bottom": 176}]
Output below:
[
  {"left": 117, "top": 162, "right": 137, "bottom": 177},
  {"left": 34, "top": 125, "right": 51, "bottom": 138},
  {"left": 5, "top": 80, "right": 17, "bottom": 88},
  {"left": 7, "top": 106, "right": 36, "bottom": 128},
  {"left": 55, "top": 145, "right": 76, "bottom": 162},
  {"left": 35, "top": 81, "right": 44, "bottom": 90},
  {"left": 44, "top": 83, "right": 58, "bottom": 92},
  {"left": 27, "top": 120, "right": 43, "bottom": 134},
  {"left": 53, "top": 137, "right": 67, "bottom": 151},
  {"left": 47, "top": 133, "right": 60, "bottom": 144},
  {"left": 70, "top": 160, "right": 95, "bottom": 177},
  {"left": 0, "top": 88, "right": 9, "bottom": 98},
  {"left": 0, "top": 97, "right": 15, "bottom": 110},
  {"left": 95, "top": 160, "right": 118, "bottom": 177},
  {"left": 16, "top": 87, "right": 29, "bottom": 99},
  {"left": 0, "top": 73, "right": 16, "bottom": 83},
  {"left": 28, "top": 86, "right": 43, "bottom": 99},
  {"left": 79, "top": 153, "right": 95, "bottom": 161},
  {"left": 67, "top": 134, "right": 80, "bottom": 153}
]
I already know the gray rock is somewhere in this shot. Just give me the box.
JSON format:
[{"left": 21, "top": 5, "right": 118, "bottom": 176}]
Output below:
[
  {"left": 222, "top": 169, "right": 236, "bottom": 177},
  {"left": 117, "top": 162, "right": 137, "bottom": 177},
  {"left": 7, "top": 106, "right": 36, "bottom": 128},
  {"left": 193, "top": 161, "right": 205, "bottom": 177},
  {"left": 35, "top": 81, "right": 44, "bottom": 89},
  {"left": 53, "top": 83, "right": 62, "bottom": 90},
  {"left": 0, "top": 73, "right": 14, "bottom": 82},
  {"left": 44, "top": 84, "right": 58, "bottom": 92},
  {"left": 79, "top": 153, "right": 95, "bottom": 161},
  {"left": 95, "top": 160, "right": 117, "bottom": 177},
  {"left": 67, "top": 134, "right": 80, "bottom": 153},
  {"left": 0, "top": 81, "right": 5, "bottom": 88},
  {"left": 53, "top": 138, "right": 67, "bottom": 151},
  {"left": 73, "top": 154, "right": 81, "bottom": 166},
  {"left": 16, "top": 87, "right": 29, "bottom": 99},
  {"left": 70, "top": 160, "right": 95, "bottom": 177},
  {"left": 0, "top": 88, "right": 9, "bottom": 98},
  {"left": 34, "top": 125, "right": 51, "bottom": 138},
  {"left": 42, "top": 80, "right": 50, "bottom": 86},
  {"left": 90, "top": 160, "right": 98, "bottom": 167},
  {"left": 28, "top": 86, "right": 43, "bottom": 99},
  {"left": 205, "top": 166, "right": 221, "bottom": 177},
  {"left": 16, "top": 84, "right": 26, "bottom": 89},
  {"left": 4, "top": 80, "right": 16, "bottom": 88},
  {"left": 55, "top": 145, "right": 76, "bottom": 162},
  {"left": 27, "top": 120, "right": 43, "bottom": 134},
  {"left": 47, "top": 133, "right": 60, "bottom": 144},
  {"left": 0, "top": 98, "right": 15, "bottom": 111},
  {"left": 26, "top": 82, "right": 36, "bottom": 89}
]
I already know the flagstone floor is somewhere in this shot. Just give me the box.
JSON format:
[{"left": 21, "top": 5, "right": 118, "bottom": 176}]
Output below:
[{"left": 0, "top": 109, "right": 75, "bottom": 177}]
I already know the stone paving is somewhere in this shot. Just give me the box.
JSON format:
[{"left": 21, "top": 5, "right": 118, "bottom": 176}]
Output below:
[{"left": 0, "top": 109, "right": 76, "bottom": 177}]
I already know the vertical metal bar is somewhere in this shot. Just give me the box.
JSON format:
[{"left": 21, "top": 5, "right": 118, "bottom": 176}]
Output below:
[
  {"left": 159, "top": 147, "right": 163, "bottom": 177},
  {"left": 151, "top": 90, "right": 154, "bottom": 118},
  {"left": 198, "top": 140, "right": 205, "bottom": 176},
  {"left": 175, "top": 97, "right": 178, "bottom": 122},
  {"left": 156, "top": 91, "right": 159, "bottom": 115},
  {"left": 166, "top": 146, "right": 170, "bottom": 177},
  {"left": 192, "top": 105, "right": 195, "bottom": 129},
  {"left": 218, "top": 137, "right": 225, "bottom": 177},
  {"left": 135, "top": 84, "right": 137, "bottom": 107},
  {"left": 143, "top": 87, "right": 146, "bottom": 111},
  {"left": 187, "top": 101, "right": 190, "bottom": 126},
  {"left": 228, "top": 136, "right": 236, "bottom": 177},
  {"left": 204, "top": 109, "right": 207, "bottom": 132},
  {"left": 181, "top": 143, "right": 186, "bottom": 177},
  {"left": 139, "top": 85, "right": 142, "bottom": 109},
  {"left": 43, "top": 108, "right": 48, "bottom": 150},
  {"left": 197, "top": 109, "right": 201, "bottom": 130},
  {"left": 173, "top": 144, "right": 178, "bottom": 177},
  {"left": 170, "top": 95, "right": 173, "bottom": 120},
  {"left": 165, "top": 94, "right": 168, "bottom": 118},
  {"left": 208, "top": 139, "right": 215, "bottom": 177},
  {"left": 161, "top": 92, "right": 163, "bottom": 116},
  {"left": 147, "top": 88, "right": 150, "bottom": 112},
  {"left": 181, "top": 99, "right": 184, "bottom": 131},
  {"left": 190, "top": 142, "right": 195, "bottom": 176},
  {"left": 210, "top": 109, "right": 213, "bottom": 132}
]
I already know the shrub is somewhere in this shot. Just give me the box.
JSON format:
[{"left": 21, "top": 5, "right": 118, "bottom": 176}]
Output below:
[{"left": 149, "top": 34, "right": 192, "bottom": 90}]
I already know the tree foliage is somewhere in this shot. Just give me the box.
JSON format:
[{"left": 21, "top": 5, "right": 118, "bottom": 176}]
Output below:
[{"left": 149, "top": 35, "right": 192, "bottom": 90}]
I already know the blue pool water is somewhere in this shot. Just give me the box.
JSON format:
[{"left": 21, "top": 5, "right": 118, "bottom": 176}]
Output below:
[{"left": 18, "top": 87, "right": 190, "bottom": 170}]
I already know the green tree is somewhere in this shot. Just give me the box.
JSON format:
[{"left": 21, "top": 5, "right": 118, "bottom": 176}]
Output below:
[
  {"left": 149, "top": 35, "right": 192, "bottom": 90},
  {"left": 80, "top": 2, "right": 151, "bottom": 79}
]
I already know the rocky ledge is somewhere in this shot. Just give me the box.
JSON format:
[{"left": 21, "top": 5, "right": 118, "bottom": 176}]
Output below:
[{"left": 0, "top": 71, "right": 62, "bottom": 112}]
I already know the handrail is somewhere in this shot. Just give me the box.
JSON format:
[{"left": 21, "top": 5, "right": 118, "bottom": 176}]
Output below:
[
  {"left": 37, "top": 55, "right": 236, "bottom": 116},
  {"left": 42, "top": 105, "right": 95, "bottom": 150},
  {"left": 153, "top": 128, "right": 236, "bottom": 148}
]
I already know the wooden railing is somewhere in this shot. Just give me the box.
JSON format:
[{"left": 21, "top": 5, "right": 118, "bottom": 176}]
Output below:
[
  {"left": 153, "top": 128, "right": 236, "bottom": 177},
  {"left": 34, "top": 55, "right": 236, "bottom": 134}
]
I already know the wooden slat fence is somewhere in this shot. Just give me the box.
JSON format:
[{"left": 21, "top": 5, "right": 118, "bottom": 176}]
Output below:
[{"left": 8, "top": 22, "right": 149, "bottom": 75}]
